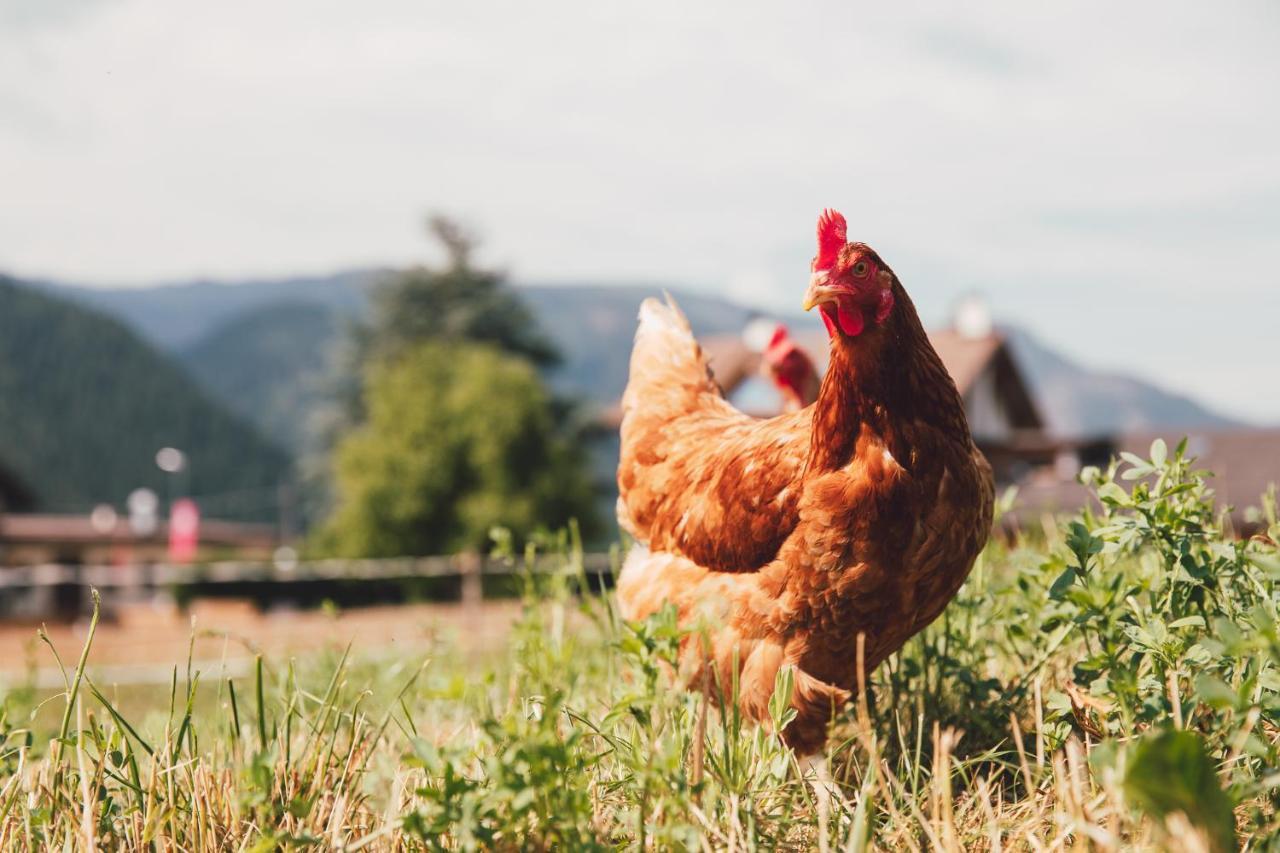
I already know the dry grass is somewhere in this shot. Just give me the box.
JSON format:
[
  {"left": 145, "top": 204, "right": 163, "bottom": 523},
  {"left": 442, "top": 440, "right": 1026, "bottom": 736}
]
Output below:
[
  {"left": 0, "top": 589, "right": 1261, "bottom": 850},
  {"left": 2, "top": 450, "right": 1277, "bottom": 849}
]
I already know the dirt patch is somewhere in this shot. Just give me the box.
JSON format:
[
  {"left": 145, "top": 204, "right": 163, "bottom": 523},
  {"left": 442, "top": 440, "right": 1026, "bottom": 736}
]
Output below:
[{"left": 0, "top": 599, "right": 525, "bottom": 687}]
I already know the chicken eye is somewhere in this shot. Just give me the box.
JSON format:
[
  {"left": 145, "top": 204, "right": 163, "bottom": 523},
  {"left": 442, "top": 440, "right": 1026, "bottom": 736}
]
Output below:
[{"left": 851, "top": 261, "right": 868, "bottom": 277}]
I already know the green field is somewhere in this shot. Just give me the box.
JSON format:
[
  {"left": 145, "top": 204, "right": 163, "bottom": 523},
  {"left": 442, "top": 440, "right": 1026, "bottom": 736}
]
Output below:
[{"left": 2, "top": 441, "right": 1278, "bottom": 849}]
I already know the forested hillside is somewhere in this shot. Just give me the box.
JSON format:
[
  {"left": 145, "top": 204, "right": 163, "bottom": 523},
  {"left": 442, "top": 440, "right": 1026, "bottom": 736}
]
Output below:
[
  {"left": 43, "top": 275, "right": 1246, "bottom": 440},
  {"left": 42, "top": 270, "right": 378, "bottom": 350},
  {"left": 0, "top": 277, "right": 290, "bottom": 518},
  {"left": 179, "top": 301, "right": 342, "bottom": 454}
]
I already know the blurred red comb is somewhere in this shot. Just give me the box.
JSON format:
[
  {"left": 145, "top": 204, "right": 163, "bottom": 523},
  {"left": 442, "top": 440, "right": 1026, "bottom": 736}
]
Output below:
[
  {"left": 767, "top": 324, "right": 790, "bottom": 351},
  {"left": 813, "top": 208, "right": 847, "bottom": 272}
]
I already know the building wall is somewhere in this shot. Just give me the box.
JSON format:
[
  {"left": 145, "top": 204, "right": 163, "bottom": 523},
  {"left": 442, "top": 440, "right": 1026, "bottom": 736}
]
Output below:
[{"left": 965, "top": 367, "right": 1013, "bottom": 442}]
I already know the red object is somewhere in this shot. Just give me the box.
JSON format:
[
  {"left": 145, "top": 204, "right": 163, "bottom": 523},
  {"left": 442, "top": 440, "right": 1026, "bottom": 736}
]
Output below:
[
  {"left": 168, "top": 498, "right": 200, "bottom": 564},
  {"left": 812, "top": 208, "right": 847, "bottom": 272},
  {"left": 808, "top": 209, "right": 896, "bottom": 340},
  {"left": 762, "top": 324, "right": 820, "bottom": 411}
]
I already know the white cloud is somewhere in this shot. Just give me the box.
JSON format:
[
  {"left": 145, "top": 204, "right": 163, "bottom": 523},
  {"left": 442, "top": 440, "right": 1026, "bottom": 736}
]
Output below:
[{"left": 0, "top": 0, "right": 1277, "bottom": 419}]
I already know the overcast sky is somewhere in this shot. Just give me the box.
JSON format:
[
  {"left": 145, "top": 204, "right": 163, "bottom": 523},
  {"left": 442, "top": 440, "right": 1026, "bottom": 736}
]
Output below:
[{"left": 2, "top": 0, "right": 1277, "bottom": 421}]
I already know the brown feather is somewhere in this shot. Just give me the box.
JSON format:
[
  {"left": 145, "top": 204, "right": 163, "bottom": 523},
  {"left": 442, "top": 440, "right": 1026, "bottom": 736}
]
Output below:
[{"left": 616, "top": 267, "right": 994, "bottom": 755}]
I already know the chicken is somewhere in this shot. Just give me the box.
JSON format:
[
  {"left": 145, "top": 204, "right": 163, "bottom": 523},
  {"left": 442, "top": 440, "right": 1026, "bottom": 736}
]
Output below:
[
  {"left": 761, "top": 324, "right": 820, "bottom": 412},
  {"left": 615, "top": 209, "right": 994, "bottom": 759}
]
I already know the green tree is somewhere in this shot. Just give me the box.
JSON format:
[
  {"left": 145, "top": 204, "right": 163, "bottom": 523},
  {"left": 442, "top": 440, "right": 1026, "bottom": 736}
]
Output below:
[
  {"left": 317, "top": 341, "right": 596, "bottom": 557},
  {"left": 365, "top": 216, "right": 558, "bottom": 367},
  {"left": 319, "top": 216, "right": 560, "bottom": 459}
]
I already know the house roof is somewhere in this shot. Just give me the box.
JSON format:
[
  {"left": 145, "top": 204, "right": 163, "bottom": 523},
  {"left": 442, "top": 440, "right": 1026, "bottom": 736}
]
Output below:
[
  {"left": 1009, "top": 428, "right": 1280, "bottom": 528},
  {"left": 0, "top": 514, "right": 276, "bottom": 548},
  {"left": 1122, "top": 429, "right": 1280, "bottom": 518},
  {"left": 928, "top": 331, "right": 1005, "bottom": 397},
  {"left": 699, "top": 335, "right": 760, "bottom": 397}
]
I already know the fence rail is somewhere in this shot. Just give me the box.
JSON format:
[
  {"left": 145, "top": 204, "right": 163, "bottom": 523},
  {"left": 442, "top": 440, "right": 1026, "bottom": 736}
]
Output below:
[{"left": 0, "top": 552, "right": 619, "bottom": 590}]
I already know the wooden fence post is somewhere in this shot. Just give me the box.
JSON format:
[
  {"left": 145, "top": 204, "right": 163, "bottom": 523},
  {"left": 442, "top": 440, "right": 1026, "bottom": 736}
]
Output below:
[{"left": 459, "top": 552, "right": 483, "bottom": 609}]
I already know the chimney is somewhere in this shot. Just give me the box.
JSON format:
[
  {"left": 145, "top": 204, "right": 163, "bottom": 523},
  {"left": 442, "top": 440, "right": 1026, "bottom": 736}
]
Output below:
[{"left": 953, "top": 293, "right": 993, "bottom": 340}]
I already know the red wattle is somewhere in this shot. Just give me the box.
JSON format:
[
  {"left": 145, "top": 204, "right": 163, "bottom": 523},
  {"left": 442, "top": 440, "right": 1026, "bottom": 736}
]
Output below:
[
  {"left": 820, "top": 306, "right": 838, "bottom": 337},
  {"left": 836, "top": 302, "right": 864, "bottom": 337}
]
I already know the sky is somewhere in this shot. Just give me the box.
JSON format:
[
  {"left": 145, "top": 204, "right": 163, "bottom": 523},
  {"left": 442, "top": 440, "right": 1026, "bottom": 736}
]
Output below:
[{"left": 2, "top": 0, "right": 1278, "bottom": 422}]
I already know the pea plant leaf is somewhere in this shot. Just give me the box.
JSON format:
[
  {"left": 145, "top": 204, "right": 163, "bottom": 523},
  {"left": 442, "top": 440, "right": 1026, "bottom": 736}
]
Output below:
[{"left": 1124, "top": 729, "right": 1237, "bottom": 853}]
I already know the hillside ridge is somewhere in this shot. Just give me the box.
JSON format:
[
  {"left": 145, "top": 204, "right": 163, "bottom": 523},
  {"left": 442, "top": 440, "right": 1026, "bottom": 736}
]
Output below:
[
  {"left": 0, "top": 277, "right": 291, "bottom": 518},
  {"left": 36, "top": 273, "right": 1245, "bottom": 440}
]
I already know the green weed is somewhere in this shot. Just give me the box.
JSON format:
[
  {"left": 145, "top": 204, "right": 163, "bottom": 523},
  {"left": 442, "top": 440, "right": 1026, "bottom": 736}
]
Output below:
[{"left": 0, "top": 442, "right": 1277, "bottom": 849}]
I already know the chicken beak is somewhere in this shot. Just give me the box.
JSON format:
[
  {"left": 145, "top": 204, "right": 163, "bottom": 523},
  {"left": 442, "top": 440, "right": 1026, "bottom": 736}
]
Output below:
[{"left": 802, "top": 274, "right": 839, "bottom": 312}]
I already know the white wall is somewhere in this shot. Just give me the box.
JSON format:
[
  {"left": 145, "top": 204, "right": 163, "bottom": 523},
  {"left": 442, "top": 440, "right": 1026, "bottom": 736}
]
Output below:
[{"left": 966, "top": 368, "right": 1012, "bottom": 441}]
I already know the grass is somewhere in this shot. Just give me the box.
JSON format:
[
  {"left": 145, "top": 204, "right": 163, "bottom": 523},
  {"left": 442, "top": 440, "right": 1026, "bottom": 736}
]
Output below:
[{"left": 2, "top": 440, "right": 1279, "bottom": 850}]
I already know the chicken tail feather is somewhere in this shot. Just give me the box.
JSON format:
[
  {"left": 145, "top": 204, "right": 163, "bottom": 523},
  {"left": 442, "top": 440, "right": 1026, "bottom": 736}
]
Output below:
[{"left": 621, "top": 295, "right": 718, "bottom": 420}]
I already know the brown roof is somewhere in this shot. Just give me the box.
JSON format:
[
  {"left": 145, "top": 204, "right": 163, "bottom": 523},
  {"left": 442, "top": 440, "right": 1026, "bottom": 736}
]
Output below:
[
  {"left": 1121, "top": 429, "right": 1280, "bottom": 517},
  {"left": 1008, "top": 428, "right": 1280, "bottom": 527},
  {"left": 699, "top": 336, "right": 760, "bottom": 395},
  {"left": 928, "top": 331, "right": 1004, "bottom": 396},
  {"left": 0, "top": 514, "right": 276, "bottom": 548}
]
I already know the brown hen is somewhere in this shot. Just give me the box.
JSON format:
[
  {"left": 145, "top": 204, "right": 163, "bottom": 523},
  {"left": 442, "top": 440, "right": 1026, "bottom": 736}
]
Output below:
[{"left": 615, "top": 209, "right": 994, "bottom": 758}]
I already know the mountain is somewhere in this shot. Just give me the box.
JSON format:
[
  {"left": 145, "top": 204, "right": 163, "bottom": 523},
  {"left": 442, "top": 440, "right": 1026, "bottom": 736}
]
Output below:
[
  {"left": 38, "top": 274, "right": 1244, "bottom": 439},
  {"left": 497, "top": 287, "right": 1246, "bottom": 437},
  {"left": 179, "top": 301, "right": 344, "bottom": 454},
  {"left": 0, "top": 277, "right": 291, "bottom": 518},
  {"left": 33, "top": 270, "right": 381, "bottom": 350},
  {"left": 1002, "top": 328, "right": 1241, "bottom": 435},
  {"left": 46, "top": 275, "right": 797, "bottom": 449},
  {"left": 521, "top": 285, "right": 805, "bottom": 402}
]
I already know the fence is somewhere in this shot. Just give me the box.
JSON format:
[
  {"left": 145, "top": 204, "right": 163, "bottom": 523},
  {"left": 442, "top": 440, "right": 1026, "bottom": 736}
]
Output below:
[{"left": 0, "top": 552, "right": 620, "bottom": 620}]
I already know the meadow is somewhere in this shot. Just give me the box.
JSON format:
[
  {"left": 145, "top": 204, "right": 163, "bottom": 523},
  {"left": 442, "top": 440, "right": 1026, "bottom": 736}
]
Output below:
[{"left": 1, "top": 440, "right": 1278, "bottom": 850}]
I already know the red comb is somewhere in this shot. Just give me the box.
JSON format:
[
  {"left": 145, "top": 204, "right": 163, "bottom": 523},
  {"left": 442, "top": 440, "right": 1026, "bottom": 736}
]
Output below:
[
  {"left": 767, "top": 324, "right": 790, "bottom": 351},
  {"left": 813, "top": 208, "right": 847, "bottom": 272}
]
